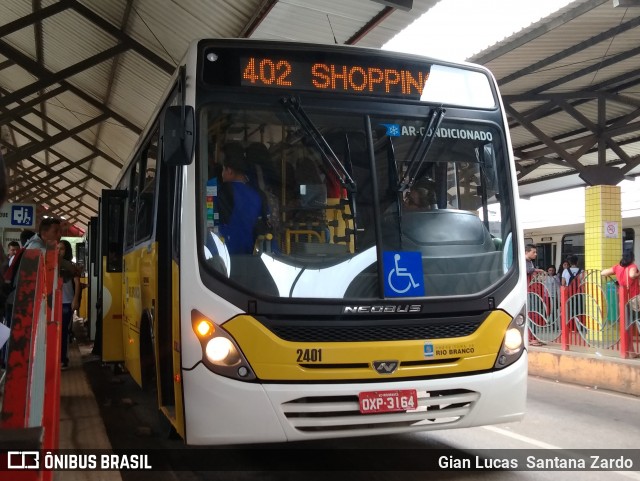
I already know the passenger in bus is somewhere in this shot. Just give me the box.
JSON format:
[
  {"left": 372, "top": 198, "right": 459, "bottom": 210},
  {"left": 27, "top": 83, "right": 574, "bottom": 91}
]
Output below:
[
  {"left": 245, "top": 142, "right": 280, "bottom": 240},
  {"left": 217, "top": 143, "right": 265, "bottom": 255},
  {"left": 403, "top": 187, "right": 436, "bottom": 211},
  {"left": 403, "top": 176, "right": 438, "bottom": 211}
]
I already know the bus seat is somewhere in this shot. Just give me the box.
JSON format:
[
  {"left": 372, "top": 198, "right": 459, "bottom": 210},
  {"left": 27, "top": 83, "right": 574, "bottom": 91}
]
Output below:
[
  {"left": 393, "top": 209, "right": 495, "bottom": 254},
  {"left": 379, "top": 210, "right": 502, "bottom": 296}
]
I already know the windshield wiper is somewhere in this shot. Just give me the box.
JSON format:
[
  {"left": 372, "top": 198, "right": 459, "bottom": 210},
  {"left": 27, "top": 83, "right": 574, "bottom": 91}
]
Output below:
[
  {"left": 280, "top": 96, "right": 357, "bottom": 193},
  {"left": 397, "top": 106, "right": 446, "bottom": 192}
]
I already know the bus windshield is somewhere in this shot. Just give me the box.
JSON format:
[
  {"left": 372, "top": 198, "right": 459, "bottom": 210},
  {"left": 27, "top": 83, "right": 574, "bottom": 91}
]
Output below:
[{"left": 198, "top": 102, "right": 514, "bottom": 299}]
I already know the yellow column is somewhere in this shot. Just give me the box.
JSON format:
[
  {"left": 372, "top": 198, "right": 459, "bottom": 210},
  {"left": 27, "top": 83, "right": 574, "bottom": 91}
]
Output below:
[
  {"left": 584, "top": 185, "right": 622, "bottom": 342},
  {"left": 584, "top": 185, "right": 621, "bottom": 272}
]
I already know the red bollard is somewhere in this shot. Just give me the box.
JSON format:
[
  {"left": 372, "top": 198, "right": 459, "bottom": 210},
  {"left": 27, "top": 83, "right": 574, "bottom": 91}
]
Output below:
[{"left": 560, "top": 285, "right": 569, "bottom": 351}]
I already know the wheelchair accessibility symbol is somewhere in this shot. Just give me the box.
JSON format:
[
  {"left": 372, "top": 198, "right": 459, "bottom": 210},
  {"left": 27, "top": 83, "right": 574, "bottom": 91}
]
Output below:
[
  {"left": 10, "top": 205, "right": 34, "bottom": 227},
  {"left": 383, "top": 251, "right": 424, "bottom": 297}
]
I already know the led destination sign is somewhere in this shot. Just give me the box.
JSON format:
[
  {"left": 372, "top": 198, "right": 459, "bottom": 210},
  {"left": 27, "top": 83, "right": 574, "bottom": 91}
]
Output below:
[
  {"left": 202, "top": 47, "right": 432, "bottom": 99},
  {"left": 240, "top": 57, "right": 430, "bottom": 98}
]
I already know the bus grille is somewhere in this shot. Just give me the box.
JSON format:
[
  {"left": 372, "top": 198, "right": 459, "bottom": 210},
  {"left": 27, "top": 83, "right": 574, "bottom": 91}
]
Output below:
[
  {"left": 281, "top": 389, "right": 479, "bottom": 432},
  {"left": 270, "top": 321, "right": 480, "bottom": 342}
]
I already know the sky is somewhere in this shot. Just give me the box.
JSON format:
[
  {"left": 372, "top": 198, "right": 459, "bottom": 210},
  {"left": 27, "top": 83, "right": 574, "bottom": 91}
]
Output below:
[
  {"left": 383, "top": 0, "right": 574, "bottom": 62},
  {"left": 382, "top": 0, "right": 640, "bottom": 229}
]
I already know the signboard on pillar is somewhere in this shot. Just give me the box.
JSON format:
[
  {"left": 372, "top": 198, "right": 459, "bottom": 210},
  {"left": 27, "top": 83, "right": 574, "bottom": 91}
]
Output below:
[
  {"left": 0, "top": 203, "right": 36, "bottom": 229},
  {"left": 604, "top": 221, "right": 619, "bottom": 239}
]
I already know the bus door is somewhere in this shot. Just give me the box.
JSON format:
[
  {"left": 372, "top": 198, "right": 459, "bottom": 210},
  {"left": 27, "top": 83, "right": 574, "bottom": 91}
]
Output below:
[
  {"left": 155, "top": 149, "right": 182, "bottom": 433},
  {"left": 75, "top": 239, "right": 89, "bottom": 323},
  {"left": 99, "top": 190, "right": 126, "bottom": 362},
  {"left": 155, "top": 99, "right": 192, "bottom": 437},
  {"left": 87, "top": 216, "right": 98, "bottom": 341}
]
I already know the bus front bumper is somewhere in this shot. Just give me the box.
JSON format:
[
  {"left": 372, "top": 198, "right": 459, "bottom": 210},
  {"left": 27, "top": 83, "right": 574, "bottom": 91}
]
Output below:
[{"left": 181, "top": 351, "right": 527, "bottom": 445}]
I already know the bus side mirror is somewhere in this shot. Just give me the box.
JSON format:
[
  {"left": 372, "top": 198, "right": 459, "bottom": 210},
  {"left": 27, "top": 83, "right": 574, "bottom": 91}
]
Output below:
[{"left": 163, "top": 105, "right": 194, "bottom": 166}]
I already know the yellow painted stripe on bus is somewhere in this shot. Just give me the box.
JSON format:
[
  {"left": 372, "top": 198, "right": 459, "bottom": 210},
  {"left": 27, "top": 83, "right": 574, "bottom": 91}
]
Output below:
[
  {"left": 123, "top": 248, "right": 142, "bottom": 385},
  {"left": 224, "top": 311, "right": 512, "bottom": 381},
  {"left": 101, "top": 257, "right": 124, "bottom": 362},
  {"left": 172, "top": 259, "right": 185, "bottom": 439}
]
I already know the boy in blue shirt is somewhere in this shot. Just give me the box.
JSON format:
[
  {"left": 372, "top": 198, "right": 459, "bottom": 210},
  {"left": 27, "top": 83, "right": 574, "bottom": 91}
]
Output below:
[{"left": 217, "top": 143, "right": 263, "bottom": 255}]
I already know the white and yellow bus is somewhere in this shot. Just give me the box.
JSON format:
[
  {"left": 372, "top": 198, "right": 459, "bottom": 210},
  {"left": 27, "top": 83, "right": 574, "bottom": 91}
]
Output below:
[{"left": 94, "top": 39, "right": 527, "bottom": 445}]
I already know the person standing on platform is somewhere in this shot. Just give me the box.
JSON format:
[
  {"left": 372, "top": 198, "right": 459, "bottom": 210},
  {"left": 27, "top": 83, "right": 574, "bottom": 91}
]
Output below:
[
  {"left": 561, "top": 255, "right": 583, "bottom": 287},
  {"left": 545, "top": 264, "right": 561, "bottom": 310},
  {"left": 0, "top": 242, "right": 20, "bottom": 320},
  {"left": 601, "top": 252, "right": 640, "bottom": 316},
  {"left": 525, "top": 244, "right": 544, "bottom": 277},
  {"left": 2, "top": 219, "right": 61, "bottom": 365},
  {"left": 558, "top": 259, "right": 570, "bottom": 282},
  {"left": 23, "top": 217, "right": 62, "bottom": 250},
  {"left": 57, "top": 240, "right": 80, "bottom": 370},
  {"left": 0, "top": 241, "right": 20, "bottom": 289}
]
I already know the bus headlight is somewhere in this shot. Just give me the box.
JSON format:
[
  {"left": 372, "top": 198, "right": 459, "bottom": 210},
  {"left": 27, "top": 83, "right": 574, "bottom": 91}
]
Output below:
[
  {"left": 205, "top": 337, "right": 236, "bottom": 363},
  {"left": 494, "top": 308, "right": 526, "bottom": 369},
  {"left": 504, "top": 328, "right": 523, "bottom": 351},
  {"left": 191, "top": 310, "right": 256, "bottom": 381}
]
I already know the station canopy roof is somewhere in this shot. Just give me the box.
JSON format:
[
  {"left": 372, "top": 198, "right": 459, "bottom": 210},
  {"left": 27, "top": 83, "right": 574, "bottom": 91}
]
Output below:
[
  {"left": 0, "top": 0, "right": 639, "bottom": 231},
  {"left": 469, "top": 0, "right": 640, "bottom": 199}
]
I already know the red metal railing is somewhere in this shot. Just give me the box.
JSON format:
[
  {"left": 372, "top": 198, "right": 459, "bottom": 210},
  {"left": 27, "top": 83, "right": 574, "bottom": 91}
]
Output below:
[
  {"left": 0, "top": 243, "right": 61, "bottom": 481},
  {"left": 527, "top": 269, "right": 640, "bottom": 359}
]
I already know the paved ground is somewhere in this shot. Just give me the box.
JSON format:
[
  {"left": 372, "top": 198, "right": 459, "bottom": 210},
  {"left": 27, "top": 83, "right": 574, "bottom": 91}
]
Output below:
[{"left": 56, "top": 327, "right": 122, "bottom": 481}]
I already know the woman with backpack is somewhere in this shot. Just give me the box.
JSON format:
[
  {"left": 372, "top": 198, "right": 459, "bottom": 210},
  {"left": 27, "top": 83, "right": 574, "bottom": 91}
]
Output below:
[{"left": 561, "top": 255, "right": 583, "bottom": 287}]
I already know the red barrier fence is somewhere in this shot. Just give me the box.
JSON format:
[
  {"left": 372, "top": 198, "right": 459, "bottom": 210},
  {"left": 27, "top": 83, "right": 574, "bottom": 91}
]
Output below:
[
  {"left": 0, "top": 243, "right": 61, "bottom": 481},
  {"left": 527, "top": 270, "right": 640, "bottom": 359}
]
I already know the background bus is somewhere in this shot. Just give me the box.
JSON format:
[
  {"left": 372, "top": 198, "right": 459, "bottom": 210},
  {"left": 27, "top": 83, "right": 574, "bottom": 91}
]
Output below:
[
  {"left": 524, "top": 217, "right": 639, "bottom": 272},
  {"left": 91, "top": 39, "right": 527, "bottom": 445}
]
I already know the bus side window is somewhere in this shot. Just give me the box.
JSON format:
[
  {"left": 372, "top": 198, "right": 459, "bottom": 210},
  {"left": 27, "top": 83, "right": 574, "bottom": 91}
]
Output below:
[
  {"left": 136, "top": 129, "right": 159, "bottom": 243},
  {"left": 125, "top": 159, "right": 140, "bottom": 249}
]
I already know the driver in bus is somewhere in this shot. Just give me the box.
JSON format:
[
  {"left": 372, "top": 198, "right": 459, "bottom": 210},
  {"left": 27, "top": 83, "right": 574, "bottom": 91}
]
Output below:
[
  {"left": 216, "top": 142, "right": 264, "bottom": 255},
  {"left": 403, "top": 176, "right": 438, "bottom": 211}
]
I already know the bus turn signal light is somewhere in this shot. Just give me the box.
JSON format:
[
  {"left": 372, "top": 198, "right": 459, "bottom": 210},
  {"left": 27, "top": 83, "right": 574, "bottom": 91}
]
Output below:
[{"left": 195, "top": 319, "right": 215, "bottom": 338}]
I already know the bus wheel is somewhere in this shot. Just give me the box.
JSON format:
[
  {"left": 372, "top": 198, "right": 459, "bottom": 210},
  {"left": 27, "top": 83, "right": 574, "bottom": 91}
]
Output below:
[{"left": 140, "top": 316, "right": 156, "bottom": 391}]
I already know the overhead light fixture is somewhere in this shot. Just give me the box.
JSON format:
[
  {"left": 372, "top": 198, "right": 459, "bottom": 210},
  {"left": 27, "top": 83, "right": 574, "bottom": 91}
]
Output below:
[{"left": 371, "top": 0, "right": 413, "bottom": 11}]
